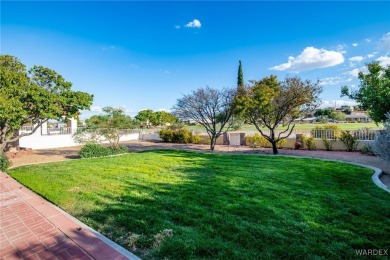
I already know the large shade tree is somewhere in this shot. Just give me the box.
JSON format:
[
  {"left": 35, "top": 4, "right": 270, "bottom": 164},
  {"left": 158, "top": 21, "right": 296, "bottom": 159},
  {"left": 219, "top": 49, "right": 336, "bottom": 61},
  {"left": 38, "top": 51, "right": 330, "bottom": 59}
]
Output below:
[
  {"left": 237, "top": 75, "right": 322, "bottom": 154},
  {"left": 173, "top": 86, "right": 236, "bottom": 151},
  {"left": 135, "top": 109, "right": 158, "bottom": 127},
  {"left": 341, "top": 61, "right": 390, "bottom": 123},
  {"left": 0, "top": 55, "right": 93, "bottom": 153},
  {"left": 154, "top": 111, "right": 178, "bottom": 126}
]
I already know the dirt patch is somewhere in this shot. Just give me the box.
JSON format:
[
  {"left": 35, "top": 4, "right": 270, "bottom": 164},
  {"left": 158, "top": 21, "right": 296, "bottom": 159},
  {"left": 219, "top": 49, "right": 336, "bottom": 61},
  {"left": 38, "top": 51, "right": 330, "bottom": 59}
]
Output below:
[
  {"left": 9, "top": 146, "right": 82, "bottom": 167},
  {"left": 381, "top": 173, "right": 390, "bottom": 188},
  {"left": 9, "top": 140, "right": 389, "bottom": 188}
]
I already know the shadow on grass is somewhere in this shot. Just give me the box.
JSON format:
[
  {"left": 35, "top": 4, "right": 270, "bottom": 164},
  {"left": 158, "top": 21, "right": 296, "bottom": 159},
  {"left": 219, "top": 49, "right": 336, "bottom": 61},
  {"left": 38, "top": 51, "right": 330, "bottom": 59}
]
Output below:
[{"left": 77, "top": 150, "right": 390, "bottom": 259}]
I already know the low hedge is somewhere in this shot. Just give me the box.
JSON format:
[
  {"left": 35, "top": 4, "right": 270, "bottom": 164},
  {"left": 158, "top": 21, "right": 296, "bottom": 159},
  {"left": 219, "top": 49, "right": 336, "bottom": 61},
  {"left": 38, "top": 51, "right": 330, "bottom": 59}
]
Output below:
[
  {"left": 79, "top": 143, "right": 128, "bottom": 158},
  {"left": 0, "top": 154, "right": 11, "bottom": 171},
  {"left": 159, "top": 128, "right": 199, "bottom": 144}
]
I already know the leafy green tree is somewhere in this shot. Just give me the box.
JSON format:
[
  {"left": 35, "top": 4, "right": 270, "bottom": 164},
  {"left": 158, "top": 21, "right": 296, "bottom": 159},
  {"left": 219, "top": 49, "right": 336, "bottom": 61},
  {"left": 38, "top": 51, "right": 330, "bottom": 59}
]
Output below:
[
  {"left": 237, "top": 75, "right": 322, "bottom": 154},
  {"left": 135, "top": 109, "right": 158, "bottom": 127},
  {"left": 314, "top": 109, "right": 332, "bottom": 117},
  {"left": 0, "top": 55, "right": 93, "bottom": 153},
  {"left": 154, "top": 111, "right": 178, "bottom": 126},
  {"left": 316, "top": 115, "right": 329, "bottom": 123},
  {"left": 233, "top": 61, "right": 247, "bottom": 128},
  {"left": 86, "top": 107, "right": 134, "bottom": 129},
  {"left": 81, "top": 107, "right": 134, "bottom": 148},
  {"left": 173, "top": 86, "right": 236, "bottom": 151},
  {"left": 237, "top": 60, "right": 245, "bottom": 95},
  {"left": 329, "top": 111, "right": 346, "bottom": 121},
  {"left": 341, "top": 61, "right": 390, "bottom": 123}
]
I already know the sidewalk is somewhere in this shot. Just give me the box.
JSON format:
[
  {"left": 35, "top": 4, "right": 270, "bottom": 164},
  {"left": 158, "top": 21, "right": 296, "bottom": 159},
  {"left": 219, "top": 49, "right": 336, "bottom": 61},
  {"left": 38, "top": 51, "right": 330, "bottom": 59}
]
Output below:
[{"left": 0, "top": 171, "right": 139, "bottom": 260}]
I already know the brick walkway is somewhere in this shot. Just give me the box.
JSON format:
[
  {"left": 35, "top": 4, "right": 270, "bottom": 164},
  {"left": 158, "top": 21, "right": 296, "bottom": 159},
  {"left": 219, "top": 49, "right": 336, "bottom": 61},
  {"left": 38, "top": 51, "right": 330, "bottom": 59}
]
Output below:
[{"left": 0, "top": 172, "right": 138, "bottom": 260}]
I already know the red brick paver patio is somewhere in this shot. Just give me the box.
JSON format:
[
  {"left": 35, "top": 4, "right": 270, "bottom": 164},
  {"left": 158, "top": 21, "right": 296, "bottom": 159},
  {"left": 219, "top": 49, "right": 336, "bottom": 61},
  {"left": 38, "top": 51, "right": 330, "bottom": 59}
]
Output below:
[{"left": 0, "top": 171, "right": 137, "bottom": 260}]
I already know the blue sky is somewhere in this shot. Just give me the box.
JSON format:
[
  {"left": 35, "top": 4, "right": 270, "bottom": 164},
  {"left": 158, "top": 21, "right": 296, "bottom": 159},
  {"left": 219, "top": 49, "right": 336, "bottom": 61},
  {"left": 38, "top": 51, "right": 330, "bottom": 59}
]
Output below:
[{"left": 2, "top": 1, "right": 390, "bottom": 119}]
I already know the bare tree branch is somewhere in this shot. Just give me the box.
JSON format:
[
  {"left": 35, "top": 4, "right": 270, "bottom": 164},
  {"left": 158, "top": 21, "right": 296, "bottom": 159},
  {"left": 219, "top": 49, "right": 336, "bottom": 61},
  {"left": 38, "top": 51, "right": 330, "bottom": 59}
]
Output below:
[{"left": 173, "top": 86, "right": 236, "bottom": 151}]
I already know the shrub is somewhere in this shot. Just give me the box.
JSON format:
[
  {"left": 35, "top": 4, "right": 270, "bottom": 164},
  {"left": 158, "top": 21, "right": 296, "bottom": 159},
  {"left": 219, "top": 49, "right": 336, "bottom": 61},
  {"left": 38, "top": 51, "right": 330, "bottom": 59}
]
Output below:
[
  {"left": 79, "top": 143, "right": 128, "bottom": 158},
  {"left": 302, "top": 135, "right": 316, "bottom": 150},
  {"left": 0, "top": 154, "right": 11, "bottom": 171},
  {"left": 174, "top": 129, "right": 192, "bottom": 143},
  {"left": 360, "top": 143, "right": 375, "bottom": 155},
  {"left": 372, "top": 112, "right": 390, "bottom": 163},
  {"left": 191, "top": 134, "right": 202, "bottom": 144},
  {"left": 245, "top": 133, "right": 268, "bottom": 148},
  {"left": 339, "top": 131, "right": 358, "bottom": 152},
  {"left": 321, "top": 138, "right": 335, "bottom": 151},
  {"left": 159, "top": 128, "right": 194, "bottom": 144},
  {"left": 159, "top": 128, "right": 174, "bottom": 143},
  {"left": 276, "top": 139, "right": 287, "bottom": 149}
]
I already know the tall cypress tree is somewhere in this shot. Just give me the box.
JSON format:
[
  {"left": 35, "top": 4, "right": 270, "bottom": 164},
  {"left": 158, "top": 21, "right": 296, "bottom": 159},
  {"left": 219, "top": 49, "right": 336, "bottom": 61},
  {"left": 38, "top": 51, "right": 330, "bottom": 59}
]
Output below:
[{"left": 237, "top": 60, "right": 245, "bottom": 95}]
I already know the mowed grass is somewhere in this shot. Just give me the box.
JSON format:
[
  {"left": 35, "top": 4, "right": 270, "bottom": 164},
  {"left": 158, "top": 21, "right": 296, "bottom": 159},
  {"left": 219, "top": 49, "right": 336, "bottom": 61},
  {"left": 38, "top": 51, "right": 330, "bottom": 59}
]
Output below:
[
  {"left": 187, "top": 122, "right": 381, "bottom": 132},
  {"left": 8, "top": 150, "right": 390, "bottom": 259}
]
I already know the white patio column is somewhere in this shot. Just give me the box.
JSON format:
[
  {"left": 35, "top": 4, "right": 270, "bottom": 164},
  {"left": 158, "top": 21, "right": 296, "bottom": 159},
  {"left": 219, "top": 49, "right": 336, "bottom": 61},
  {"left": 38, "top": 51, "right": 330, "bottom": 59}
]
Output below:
[{"left": 67, "top": 118, "right": 78, "bottom": 134}]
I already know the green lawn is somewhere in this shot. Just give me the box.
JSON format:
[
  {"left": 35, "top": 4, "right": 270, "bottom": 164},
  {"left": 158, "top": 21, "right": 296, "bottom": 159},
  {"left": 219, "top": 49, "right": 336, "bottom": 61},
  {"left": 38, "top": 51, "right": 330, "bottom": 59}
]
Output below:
[
  {"left": 187, "top": 122, "right": 381, "bottom": 132},
  {"left": 8, "top": 150, "right": 390, "bottom": 259}
]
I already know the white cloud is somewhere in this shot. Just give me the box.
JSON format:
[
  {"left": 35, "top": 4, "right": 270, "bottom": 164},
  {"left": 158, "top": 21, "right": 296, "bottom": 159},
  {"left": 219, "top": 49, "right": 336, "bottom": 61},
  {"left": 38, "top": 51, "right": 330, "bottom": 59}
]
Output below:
[
  {"left": 270, "top": 47, "right": 345, "bottom": 72},
  {"left": 378, "top": 32, "right": 390, "bottom": 51},
  {"left": 320, "top": 100, "right": 358, "bottom": 109},
  {"left": 185, "top": 19, "right": 201, "bottom": 28},
  {"left": 365, "top": 38, "right": 371, "bottom": 43},
  {"left": 377, "top": 55, "right": 390, "bottom": 68},
  {"left": 320, "top": 75, "right": 352, "bottom": 86},
  {"left": 352, "top": 43, "right": 358, "bottom": 47},
  {"left": 90, "top": 106, "right": 103, "bottom": 112},
  {"left": 174, "top": 25, "right": 180, "bottom": 29},
  {"left": 349, "top": 56, "right": 364, "bottom": 62},
  {"left": 367, "top": 52, "right": 378, "bottom": 58},
  {"left": 345, "top": 68, "right": 360, "bottom": 78},
  {"left": 336, "top": 44, "right": 347, "bottom": 53},
  {"left": 157, "top": 108, "right": 171, "bottom": 112}
]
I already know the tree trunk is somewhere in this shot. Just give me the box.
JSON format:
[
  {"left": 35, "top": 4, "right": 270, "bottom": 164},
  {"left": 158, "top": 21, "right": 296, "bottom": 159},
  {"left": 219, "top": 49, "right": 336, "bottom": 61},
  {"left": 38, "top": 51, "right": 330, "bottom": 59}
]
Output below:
[
  {"left": 210, "top": 135, "right": 217, "bottom": 151},
  {"left": 271, "top": 140, "right": 278, "bottom": 155},
  {"left": 270, "top": 130, "right": 278, "bottom": 154}
]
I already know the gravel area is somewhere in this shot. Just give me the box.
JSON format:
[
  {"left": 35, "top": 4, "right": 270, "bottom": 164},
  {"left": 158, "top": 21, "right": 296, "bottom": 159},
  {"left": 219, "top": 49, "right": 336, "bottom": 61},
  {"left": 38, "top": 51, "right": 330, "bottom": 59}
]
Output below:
[{"left": 9, "top": 140, "right": 390, "bottom": 188}]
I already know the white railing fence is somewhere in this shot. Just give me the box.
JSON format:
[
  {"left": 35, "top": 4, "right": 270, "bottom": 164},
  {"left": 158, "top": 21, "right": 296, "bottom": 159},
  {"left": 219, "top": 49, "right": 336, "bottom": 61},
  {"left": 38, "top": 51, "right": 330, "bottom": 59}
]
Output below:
[
  {"left": 20, "top": 126, "right": 34, "bottom": 132},
  {"left": 310, "top": 129, "right": 378, "bottom": 140},
  {"left": 74, "top": 128, "right": 142, "bottom": 135},
  {"left": 240, "top": 129, "right": 379, "bottom": 141},
  {"left": 45, "top": 127, "right": 74, "bottom": 135}
]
